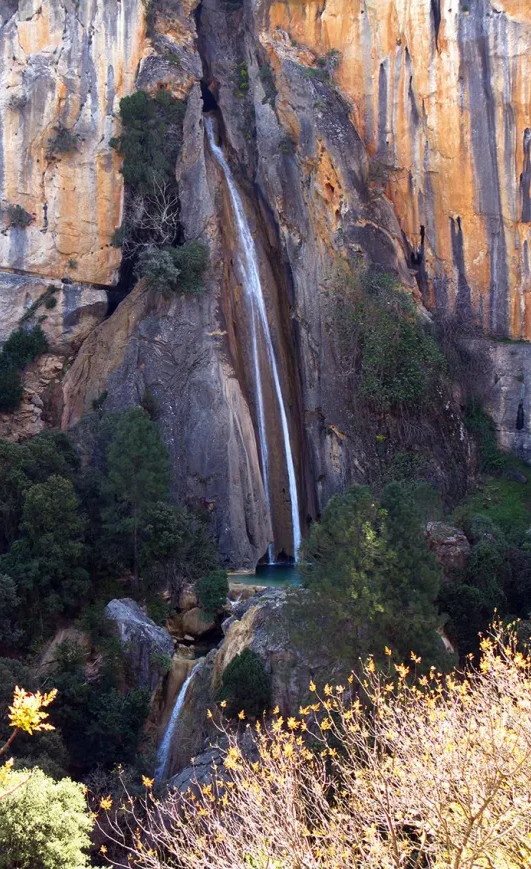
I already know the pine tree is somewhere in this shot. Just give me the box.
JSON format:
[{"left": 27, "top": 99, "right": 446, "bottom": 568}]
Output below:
[
  {"left": 104, "top": 407, "right": 171, "bottom": 579},
  {"left": 297, "top": 484, "right": 448, "bottom": 669}
]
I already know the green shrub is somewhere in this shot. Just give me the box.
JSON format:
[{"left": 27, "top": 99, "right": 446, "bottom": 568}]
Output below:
[
  {"left": 5, "top": 203, "right": 32, "bottom": 228},
  {"left": 296, "top": 483, "right": 447, "bottom": 669},
  {"left": 334, "top": 267, "right": 446, "bottom": 414},
  {"left": 197, "top": 569, "right": 229, "bottom": 616},
  {"left": 44, "top": 296, "right": 57, "bottom": 309},
  {"left": 0, "top": 768, "right": 93, "bottom": 869},
  {"left": 217, "top": 649, "right": 272, "bottom": 718},
  {"left": 135, "top": 241, "right": 208, "bottom": 295},
  {"left": 2, "top": 326, "right": 48, "bottom": 368},
  {"left": 234, "top": 61, "right": 249, "bottom": 97},
  {"left": 0, "top": 362, "right": 22, "bottom": 412},
  {"left": 47, "top": 124, "right": 77, "bottom": 156},
  {"left": 115, "top": 89, "right": 186, "bottom": 193},
  {"left": 50, "top": 643, "right": 150, "bottom": 774}
]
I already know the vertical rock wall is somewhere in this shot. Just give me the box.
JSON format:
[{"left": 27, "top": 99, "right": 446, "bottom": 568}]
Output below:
[
  {"left": 265, "top": 0, "right": 531, "bottom": 339},
  {"left": 0, "top": 0, "right": 145, "bottom": 284}
]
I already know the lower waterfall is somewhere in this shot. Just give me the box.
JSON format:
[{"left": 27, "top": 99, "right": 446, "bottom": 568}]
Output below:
[
  {"left": 205, "top": 116, "right": 301, "bottom": 562},
  {"left": 155, "top": 662, "right": 200, "bottom": 782}
]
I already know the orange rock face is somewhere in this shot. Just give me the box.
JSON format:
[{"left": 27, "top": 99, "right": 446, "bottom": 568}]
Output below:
[
  {"left": 265, "top": 0, "right": 531, "bottom": 338},
  {"left": 0, "top": 0, "right": 146, "bottom": 285}
]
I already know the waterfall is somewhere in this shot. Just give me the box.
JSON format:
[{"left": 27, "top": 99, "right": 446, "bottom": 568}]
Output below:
[
  {"left": 155, "top": 662, "right": 199, "bottom": 782},
  {"left": 205, "top": 117, "right": 301, "bottom": 562}
]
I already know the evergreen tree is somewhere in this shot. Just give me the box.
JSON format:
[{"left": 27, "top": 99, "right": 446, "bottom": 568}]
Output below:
[
  {"left": 379, "top": 482, "right": 445, "bottom": 664},
  {"left": 217, "top": 649, "right": 272, "bottom": 718},
  {"left": 104, "top": 407, "right": 171, "bottom": 580},
  {"left": 298, "top": 486, "right": 389, "bottom": 663},
  {"left": 297, "top": 485, "right": 448, "bottom": 669},
  {"left": 0, "top": 476, "right": 88, "bottom": 642}
]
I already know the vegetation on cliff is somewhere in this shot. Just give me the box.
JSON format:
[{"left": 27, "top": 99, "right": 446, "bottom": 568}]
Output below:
[
  {"left": 294, "top": 482, "right": 448, "bottom": 670},
  {"left": 331, "top": 265, "right": 467, "bottom": 501},
  {"left": 0, "top": 326, "right": 48, "bottom": 413}
]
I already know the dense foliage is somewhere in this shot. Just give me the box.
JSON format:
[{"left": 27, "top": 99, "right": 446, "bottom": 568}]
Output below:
[
  {"left": 334, "top": 267, "right": 445, "bottom": 414},
  {"left": 113, "top": 89, "right": 186, "bottom": 194},
  {"left": 135, "top": 240, "right": 208, "bottom": 295},
  {"left": 217, "top": 649, "right": 272, "bottom": 718},
  {"left": 0, "top": 768, "right": 92, "bottom": 868},
  {"left": 0, "top": 407, "right": 223, "bottom": 778},
  {"left": 197, "top": 569, "right": 229, "bottom": 616},
  {"left": 0, "top": 326, "right": 48, "bottom": 412},
  {"left": 296, "top": 482, "right": 448, "bottom": 670}
]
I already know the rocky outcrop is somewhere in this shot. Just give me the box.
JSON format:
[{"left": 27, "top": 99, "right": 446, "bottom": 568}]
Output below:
[
  {"left": 426, "top": 522, "right": 471, "bottom": 576},
  {"left": 0, "top": 0, "right": 146, "bottom": 285},
  {"left": 164, "top": 588, "right": 335, "bottom": 778},
  {"left": 105, "top": 598, "right": 174, "bottom": 693},
  {"left": 60, "top": 89, "right": 273, "bottom": 570},
  {"left": 181, "top": 608, "right": 216, "bottom": 638},
  {"left": 265, "top": 0, "right": 531, "bottom": 340},
  {"left": 0, "top": 273, "right": 107, "bottom": 350},
  {"left": 483, "top": 340, "right": 531, "bottom": 462}
]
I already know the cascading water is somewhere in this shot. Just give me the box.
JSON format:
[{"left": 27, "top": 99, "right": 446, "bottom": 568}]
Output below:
[
  {"left": 155, "top": 662, "right": 199, "bottom": 782},
  {"left": 205, "top": 116, "right": 301, "bottom": 562}
]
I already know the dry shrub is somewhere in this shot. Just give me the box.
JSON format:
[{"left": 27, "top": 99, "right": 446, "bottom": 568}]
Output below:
[{"left": 102, "top": 624, "right": 531, "bottom": 868}]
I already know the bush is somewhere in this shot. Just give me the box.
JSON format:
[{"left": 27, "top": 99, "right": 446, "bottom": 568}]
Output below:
[
  {"left": 0, "top": 768, "right": 93, "bottom": 869},
  {"left": 47, "top": 124, "right": 77, "bottom": 156},
  {"left": 234, "top": 61, "right": 249, "bottom": 96},
  {"left": 197, "top": 569, "right": 229, "bottom": 616},
  {"left": 110, "top": 626, "right": 531, "bottom": 869},
  {"left": 135, "top": 241, "right": 208, "bottom": 295},
  {"left": 463, "top": 400, "right": 507, "bottom": 472},
  {"left": 217, "top": 649, "right": 272, "bottom": 718},
  {"left": 5, "top": 204, "right": 32, "bottom": 228},
  {"left": 2, "top": 326, "right": 48, "bottom": 368},
  {"left": 116, "top": 90, "right": 186, "bottom": 193},
  {"left": 296, "top": 483, "right": 446, "bottom": 668},
  {"left": 0, "top": 363, "right": 22, "bottom": 413},
  {"left": 334, "top": 267, "right": 446, "bottom": 414}
]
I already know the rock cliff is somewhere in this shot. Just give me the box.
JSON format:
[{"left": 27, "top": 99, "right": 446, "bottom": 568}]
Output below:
[
  {"left": 265, "top": 0, "right": 531, "bottom": 339},
  {"left": 2, "top": 0, "right": 531, "bottom": 564}
]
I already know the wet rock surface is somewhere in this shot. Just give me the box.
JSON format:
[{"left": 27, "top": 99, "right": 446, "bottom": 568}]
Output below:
[{"left": 105, "top": 598, "right": 174, "bottom": 693}]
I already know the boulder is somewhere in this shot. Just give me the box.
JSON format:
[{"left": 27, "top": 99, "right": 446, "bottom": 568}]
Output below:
[
  {"left": 105, "top": 598, "right": 174, "bottom": 692},
  {"left": 178, "top": 584, "right": 199, "bottom": 612},
  {"left": 181, "top": 607, "right": 216, "bottom": 638},
  {"left": 426, "top": 522, "right": 471, "bottom": 576}
]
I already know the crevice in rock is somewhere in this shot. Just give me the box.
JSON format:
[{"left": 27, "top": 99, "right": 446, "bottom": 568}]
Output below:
[{"left": 196, "top": 2, "right": 307, "bottom": 562}]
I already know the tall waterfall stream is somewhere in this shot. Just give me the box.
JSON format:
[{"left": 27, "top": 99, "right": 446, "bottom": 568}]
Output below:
[
  {"left": 205, "top": 117, "right": 301, "bottom": 562},
  {"left": 155, "top": 662, "right": 200, "bottom": 782}
]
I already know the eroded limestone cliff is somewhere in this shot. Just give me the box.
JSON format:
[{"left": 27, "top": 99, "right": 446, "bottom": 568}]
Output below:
[
  {"left": 1, "top": 0, "right": 530, "bottom": 566},
  {"left": 265, "top": 0, "right": 531, "bottom": 338}
]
